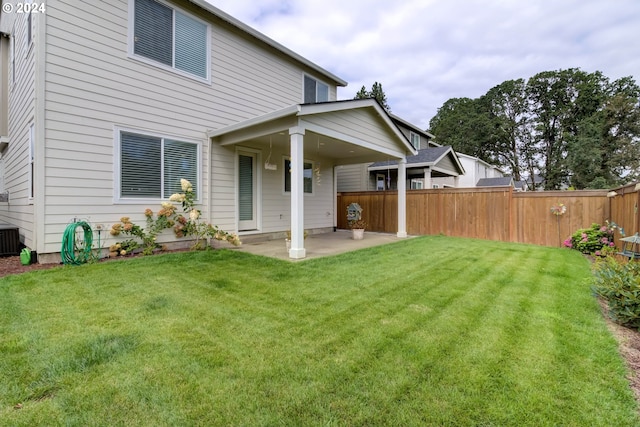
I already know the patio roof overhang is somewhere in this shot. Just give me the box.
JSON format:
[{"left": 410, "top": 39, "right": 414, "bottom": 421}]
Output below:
[
  {"left": 207, "top": 99, "right": 418, "bottom": 163},
  {"left": 207, "top": 99, "right": 416, "bottom": 260}
]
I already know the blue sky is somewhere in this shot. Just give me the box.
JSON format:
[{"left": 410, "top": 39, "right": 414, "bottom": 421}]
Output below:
[{"left": 207, "top": 0, "right": 640, "bottom": 130}]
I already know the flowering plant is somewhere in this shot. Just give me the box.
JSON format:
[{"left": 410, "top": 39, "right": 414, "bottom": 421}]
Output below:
[
  {"left": 111, "top": 179, "right": 240, "bottom": 255},
  {"left": 110, "top": 213, "right": 172, "bottom": 255},
  {"left": 169, "top": 179, "right": 241, "bottom": 249},
  {"left": 550, "top": 203, "right": 566, "bottom": 216},
  {"left": 564, "top": 221, "right": 617, "bottom": 255}
]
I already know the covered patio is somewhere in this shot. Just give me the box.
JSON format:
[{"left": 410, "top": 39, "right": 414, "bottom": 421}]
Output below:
[
  {"left": 229, "top": 230, "right": 410, "bottom": 261},
  {"left": 208, "top": 99, "right": 417, "bottom": 260}
]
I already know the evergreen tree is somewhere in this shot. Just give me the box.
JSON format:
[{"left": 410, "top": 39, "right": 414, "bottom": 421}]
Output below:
[{"left": 354, "top": 81, "right": 391, "bottom": 111}]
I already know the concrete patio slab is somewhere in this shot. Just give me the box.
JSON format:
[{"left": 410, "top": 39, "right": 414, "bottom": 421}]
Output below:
[{"left": 228, "top": 230, "right": 410, "bottom": 261}]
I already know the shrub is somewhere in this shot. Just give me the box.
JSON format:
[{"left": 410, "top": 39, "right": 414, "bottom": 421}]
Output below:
[
  {"left": 592, "top": 256, "right": 640, "bottom": 328},
  {"left": 564, "top": 222, "right": 616, "bottom": 255},
  {"left": 110, "top": 179, "right": 240, "bottom": 254}
]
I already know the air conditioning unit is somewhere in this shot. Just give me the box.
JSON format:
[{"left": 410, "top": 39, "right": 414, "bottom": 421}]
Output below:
[{"left": 0, "top": 224, "right": 20, "bottom": 256}]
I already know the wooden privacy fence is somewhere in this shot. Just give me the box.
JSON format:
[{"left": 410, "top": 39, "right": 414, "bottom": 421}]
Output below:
[{"left": 337, "top": 185, "right": 639, "bottom": 248}]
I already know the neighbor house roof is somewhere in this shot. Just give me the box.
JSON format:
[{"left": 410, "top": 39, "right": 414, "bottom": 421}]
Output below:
[
  {"left": 188, "top": 0, "right": 347, "bottom": 87},
  {"left": 476, "top": 177, "right": 514, "bottom": 187},
  {"left": 368, "top": 146, "right": 462, "bottom": 171}
]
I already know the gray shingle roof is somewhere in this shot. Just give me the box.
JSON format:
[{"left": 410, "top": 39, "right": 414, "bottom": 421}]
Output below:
[
  {"left": 476, "top": 177, "right": 514, "bottom": 187},
  {"left": 369, "top": 146, "right": 453, "bottom": 168}
]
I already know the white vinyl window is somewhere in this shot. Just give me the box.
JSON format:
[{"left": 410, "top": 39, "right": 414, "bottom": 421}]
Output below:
[
  {"left": 410, "top": 179, "right": 423, "bottom": 190},
  {"left": 284, "top": 158, "right": 313, "bottom": 194},
  {"left": 132, "top": 0, "right": 209, "bottom": 80},
  {"left": 118, "top": 130, "right": 199, "bottom": 200},
  {"left": 410, "top": 131, "right": 421, "bottom": 149},
  {"left": 303, "top": 75, "right": 329, "bottom": 103}
]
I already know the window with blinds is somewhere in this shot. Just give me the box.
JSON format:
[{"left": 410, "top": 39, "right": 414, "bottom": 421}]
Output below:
[
  {"left": 120, "top": 131, "right": 198, "bottom": 199},
  {"left": 133, "top": 0, "right": 209, "bottom": 80}
]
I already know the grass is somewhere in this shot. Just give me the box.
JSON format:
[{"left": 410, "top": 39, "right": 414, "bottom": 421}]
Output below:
[{"left": 0, "top": 235, "right": 638, "bottom": 426}]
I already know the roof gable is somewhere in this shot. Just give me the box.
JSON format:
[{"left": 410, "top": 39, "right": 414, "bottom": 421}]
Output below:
[
  {"left": 369, "top": 146, "right": 465, "bottom": 175},
  {"left": 476, "top": 177, "right": 514, "bottom": 187},
  {"left": 188, "top": 0, "right": 347, "bottom": 87}
]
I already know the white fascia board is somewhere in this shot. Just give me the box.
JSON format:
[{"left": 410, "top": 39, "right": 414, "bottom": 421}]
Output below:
[
  {"left": 389, "top": 113, "right": 435, "bottom": 139},
  {"left": 369, "top": 164, "right": 399, "bottom": 171},
  {"left": 300, "top": 100, "right": 418, "bottom": 156},
  {"left": 188, "top": 0, "right": 347, "bottom": 87},
  {"left": 207, "top": 105, "right": 300, "bottom": 139},
  {"left": 299, "top": 119, "right": 407, "bottom": 159}
]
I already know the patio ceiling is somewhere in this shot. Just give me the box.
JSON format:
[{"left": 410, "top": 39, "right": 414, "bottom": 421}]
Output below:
[{"left": 207, "top": 99, "right": 418, "bottom": 164}]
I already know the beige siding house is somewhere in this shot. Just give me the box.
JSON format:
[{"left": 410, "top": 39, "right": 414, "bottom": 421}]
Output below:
[{"left": 0, "top": 0, "right": 417, "bottom": 262}]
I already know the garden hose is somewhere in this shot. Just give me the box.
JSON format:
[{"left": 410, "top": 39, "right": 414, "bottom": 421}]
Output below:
[{"left": 61, "top": 221, "right": 93, "bottom": 265}]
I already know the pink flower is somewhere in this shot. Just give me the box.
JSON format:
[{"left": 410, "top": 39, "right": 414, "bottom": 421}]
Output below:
[
  {"left": 609, "top": 242, "right": 615, "bottom": 247},
  {"left": 601, "top": 237, "right": 608, "bottom": 244}
]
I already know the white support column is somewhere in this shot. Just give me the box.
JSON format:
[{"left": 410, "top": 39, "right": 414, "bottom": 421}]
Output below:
[
  {"left": 453, "top": 175, "right": 460, "bottom": 188},
  {"left": 397, "top": 157, "right": 408, "bottom": 238},
  {"left": 289, "top": 126, "right": 306, "bottom": 259},
  {"left": 424, "top": 167, "right": 432, "bottom": 189}
]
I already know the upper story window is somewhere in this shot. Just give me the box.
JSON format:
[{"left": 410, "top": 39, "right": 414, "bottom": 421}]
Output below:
[
  {"left": 132, "top": 0, "right": 209, "bottom": 81},
  {"left": 117, "top": 129, "right": 199, "bottom": 200},
  {"left": 410, "top": 131, "right": 421, "bottom": 149},
  {"left": 304, "top": 75, "right": 328, "bottom": 103}
]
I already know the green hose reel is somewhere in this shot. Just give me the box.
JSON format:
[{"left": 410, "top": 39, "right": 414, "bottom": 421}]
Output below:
[{"left": 61, "top": 221, "right": 94, "bottom": 265}]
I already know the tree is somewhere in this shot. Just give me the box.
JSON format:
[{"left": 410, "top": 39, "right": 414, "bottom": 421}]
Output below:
[
  {"left": 428, "top": 69, "right": 640, "bottom": 189},
  {"left": 428, "top": 97, "right": 497, "bottom": 163},
  {"left": 483, "top": 79, "right": 528, "bottom": 180},
  {"left": 354, "top": 81, "right": 391, "bottom": 111}
]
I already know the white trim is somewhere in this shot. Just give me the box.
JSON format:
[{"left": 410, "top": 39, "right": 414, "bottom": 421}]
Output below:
[
  {"left": 283, "top": 155, "right": 314, "bottom": 196},
  {"left": 410, "top": 178, "right": 423, "bottom": 190},
  {"left": 187, "top": 0, "right": 347, "bottom": 87},
  {"left": 127, "top": 0, "right": 212, "bottom": 84},
  {"left": 302, "top": 73, "right": 330, "bottom": 103},
  {"left": 28, "top": 122, "right": 34, "bottom": 202},
  {"left": 9, "top": 28, "right": 15, "bottom": 87},
  {"left": 235, "top": 146, "right": 262, "bottom": 232},
  {"left": 24, "top": 0, "right": 34, "bottom": 55},
  {"left": 409, "top": 131, "right": 420, "bottom": 149},
  {"left": 300, "top": 119, "right": 407, "bottom": 159},
  {"left": 113, "top": 125, "right": 202, "bottom": 203}
]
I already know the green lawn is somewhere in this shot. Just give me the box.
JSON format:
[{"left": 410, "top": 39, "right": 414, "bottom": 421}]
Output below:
[{"left": 1, "top": 236, "right": 638, "bottom": 426}]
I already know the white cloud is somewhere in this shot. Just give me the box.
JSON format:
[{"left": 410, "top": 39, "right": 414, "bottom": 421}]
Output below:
[{"left": 207, "top": 0, "right": 640, "bottom": 129}]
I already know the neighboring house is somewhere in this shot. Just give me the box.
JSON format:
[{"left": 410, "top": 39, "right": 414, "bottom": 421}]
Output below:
[
  {"left": 524, "top": 174, "right": 546, "bottom": 191},
  {"left": 0, "top": 0, "right": 418, "bottom": 262},
  {"left": 455, "top": 152, "right": 504, "bottom": 188},
  {"left": 476, "top": 177, "right": 514, "bottom": 188},
  {"left": 368, "top": 146, "right": 465, "bottom": 190},
  {"left": 336, "top": 117, "right": 465, "bottom": 191}
]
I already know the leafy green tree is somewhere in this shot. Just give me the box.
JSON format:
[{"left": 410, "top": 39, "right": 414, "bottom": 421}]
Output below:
[
  {"left": 428, "top": 68, "right": 640, "bottom": 189},
  {"left": 483, "top": 79, "right": 528, "bottom": 180},
  {"left": 354, "top": 81, "right": 391, "bottom": 111},
  {"left": 428, "top": 97, "right": 496, "bottom": 163}
]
